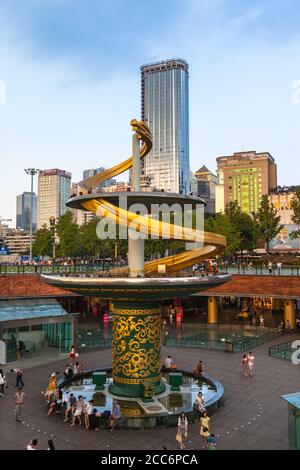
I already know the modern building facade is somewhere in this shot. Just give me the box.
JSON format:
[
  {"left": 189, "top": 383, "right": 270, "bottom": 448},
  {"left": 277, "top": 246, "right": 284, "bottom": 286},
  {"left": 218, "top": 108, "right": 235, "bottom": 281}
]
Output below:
[
  {"left": 16, "top": 192, "right": 37, "bottom": 231},
  {"left": 141, "top": 58, "right": 190, "bottom": 194},
  {"left": 83, "top": 167, "right": 116, "bottom": 190},
  {"left": 216, "top": 151, "right": 277, "bottom": 214},
  {"left": 5, "top": 230, "right": 34, "bottom": 254},
  {"left": 194, "top": 165, "right": 218, "bottom": 214},
  {"left": 37, "top": 169, "right": 71, "bottom": 228}
]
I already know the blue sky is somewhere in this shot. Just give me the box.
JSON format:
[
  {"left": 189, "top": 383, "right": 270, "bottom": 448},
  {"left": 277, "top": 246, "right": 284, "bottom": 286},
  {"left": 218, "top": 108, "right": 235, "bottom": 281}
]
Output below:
[{"left": 0, "top": 0, "right": 300, "bottom": 225}]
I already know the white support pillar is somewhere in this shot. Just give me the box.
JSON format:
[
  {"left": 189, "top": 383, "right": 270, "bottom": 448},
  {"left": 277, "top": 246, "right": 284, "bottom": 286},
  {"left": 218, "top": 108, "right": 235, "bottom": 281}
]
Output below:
[{"left": 128, "top": 133, "right": 144, "bottom": 278}]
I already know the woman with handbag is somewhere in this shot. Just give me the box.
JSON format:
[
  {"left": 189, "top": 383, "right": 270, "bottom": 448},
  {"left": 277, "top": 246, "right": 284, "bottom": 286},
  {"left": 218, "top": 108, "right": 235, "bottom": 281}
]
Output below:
[
  {"left": 176, "top": 412, "right": 188, "bottom": 450},
  {"left": 0, "top": 369, "right": 7, "bottom": 396},
  {"left": 200, "top": 411, "right": 211, "bottom": 448}
]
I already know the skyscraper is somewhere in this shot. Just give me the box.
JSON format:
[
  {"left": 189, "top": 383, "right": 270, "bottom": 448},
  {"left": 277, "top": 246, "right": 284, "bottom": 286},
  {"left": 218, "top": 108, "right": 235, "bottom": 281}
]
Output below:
[
  {"left": 216, "top": 151, "right": 277, "bottom": 214},
  {"left": 83, "top": 167, "right": 116, "bottom": 189},
  {"left": 16, "top": 192, "right": 37, "bottom": 231},
  {"left": 37, "top": 169, "right": 71, "bottom": 228},
  {"left": 141, "top": 59, "right": 190, "bottom": 194}
]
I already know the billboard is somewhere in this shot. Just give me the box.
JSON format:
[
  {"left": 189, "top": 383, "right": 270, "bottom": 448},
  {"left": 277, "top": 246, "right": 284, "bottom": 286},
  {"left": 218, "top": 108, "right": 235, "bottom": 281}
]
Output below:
[{"left": 268, "top": 224, "right": 300, "bottom": 252}]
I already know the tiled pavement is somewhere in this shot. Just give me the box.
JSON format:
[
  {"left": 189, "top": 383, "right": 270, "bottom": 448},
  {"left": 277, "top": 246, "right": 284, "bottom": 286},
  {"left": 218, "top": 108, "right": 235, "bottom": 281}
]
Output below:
[{"left": 0, "top": 335, "right": 299, "bottom": 451}]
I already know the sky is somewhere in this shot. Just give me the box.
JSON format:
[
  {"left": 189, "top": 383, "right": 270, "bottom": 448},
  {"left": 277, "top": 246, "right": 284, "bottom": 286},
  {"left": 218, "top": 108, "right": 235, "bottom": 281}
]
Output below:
[{"left": 0, "top": 0, "right": 300, "bottom": 225}]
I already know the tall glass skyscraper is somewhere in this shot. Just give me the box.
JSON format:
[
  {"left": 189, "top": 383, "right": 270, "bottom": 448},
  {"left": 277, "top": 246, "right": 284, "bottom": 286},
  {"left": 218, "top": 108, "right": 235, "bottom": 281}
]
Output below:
[
  {"left": 141, "top": 58, "right": 190, "bottom": 194},
  {"left": 16, "top": 192, "right": 37, "bottom": 231}
]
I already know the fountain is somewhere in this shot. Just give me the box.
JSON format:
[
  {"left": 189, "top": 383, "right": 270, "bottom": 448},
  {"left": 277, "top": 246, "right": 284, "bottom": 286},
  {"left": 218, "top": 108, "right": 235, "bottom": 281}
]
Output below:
[{"left": 42, "top": 119, "right": 230, "bottom": 425}]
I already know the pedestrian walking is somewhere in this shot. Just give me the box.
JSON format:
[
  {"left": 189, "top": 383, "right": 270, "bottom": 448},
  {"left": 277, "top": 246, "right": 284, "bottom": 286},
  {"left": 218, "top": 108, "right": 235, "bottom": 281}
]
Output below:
[
  {"left": 0, "top": 369, "right": 7, "bottom": 396},
  {"left": 277, "top": 261, "right": 282, "bottom": 275},
  {"left": 207, "top": 433, "right": 218, "bottom": 450},
  {"left": 69, "top": 346, "right": 77, "bottom": 368},
  {"left": 241, "top": 354, "right": 248, "bottom": 376},
  {"left": 14, "top": 387, "right": 26, "bottom": 422},
  {"left": 12, "top": 368, "right": 24, "bottom": 387},
  {"left": 247, "top": 352, "right": 255, "bottom": 377},
  {"left": 200, "top": 411, "right": 211, "bottom": 448},
  {"left": 194, "top": 391, "right": 206, "bottom": 418},
  {"left": 176, "top": 412, "right": 188, "bottom": 450}
]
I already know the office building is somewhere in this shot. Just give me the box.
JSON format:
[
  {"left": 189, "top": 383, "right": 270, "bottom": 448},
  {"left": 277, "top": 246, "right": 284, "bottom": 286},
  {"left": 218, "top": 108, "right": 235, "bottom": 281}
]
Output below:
[
  {"left": 216, "top": 151, "right": 277, "bottom": 214},
  {"left": 16, "top": 192, "right": 37, "bottom": 231},
  {"left": 194, "top": 166, "right": 218, "bottom": 214},
  {"left": 83, "top": 167, "right": 116, "bottom": 190},
  {"left": 37, "top": 169, "right": 71, "bottom": 228},
  {"left": 141, "top": 58, "right": 190, "bottom": 194}
]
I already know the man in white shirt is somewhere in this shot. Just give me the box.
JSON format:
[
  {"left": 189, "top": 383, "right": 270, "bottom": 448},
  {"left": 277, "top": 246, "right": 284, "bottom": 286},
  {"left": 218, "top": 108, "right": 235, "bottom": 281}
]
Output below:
[{"left": 165, "top": 355, "right": 173, "bottom": 369}]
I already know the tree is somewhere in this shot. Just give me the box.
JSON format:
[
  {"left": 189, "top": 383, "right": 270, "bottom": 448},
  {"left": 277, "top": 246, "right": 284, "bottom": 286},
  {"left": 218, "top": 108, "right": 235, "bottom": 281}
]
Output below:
[
  {"left": 32, "top": 225, "right": 53, "bottom": 257},
  {"left": 290, "top": 189, "right": 300, "bottom": 239},
  {"left": 55, "top": 212, "right": 80, "bottom": 258},
  {"left": 225, "top": 201, "right": 258, "bottom": 256},
  {"left": 253, "top": 195, "right": 282, "bottom": 247},
  {"left": 205, "top": 213, "right": 240, "bottom": 255}
]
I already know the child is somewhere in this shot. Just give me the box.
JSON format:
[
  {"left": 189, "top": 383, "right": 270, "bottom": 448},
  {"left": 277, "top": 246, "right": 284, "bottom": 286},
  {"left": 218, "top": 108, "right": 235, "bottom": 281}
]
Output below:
[{"left": 207, "top": 433, "right": 218, "bottom": 450}]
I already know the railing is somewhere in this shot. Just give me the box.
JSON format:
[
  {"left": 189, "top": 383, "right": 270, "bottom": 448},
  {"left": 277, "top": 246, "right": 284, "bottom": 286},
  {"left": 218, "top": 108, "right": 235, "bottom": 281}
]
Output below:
[
  {"left": 269, "top": 339, "right": 300, "bottom": 360},
  {"left": 218, "top": 265, "right": 300, "bottom": 276},
  {"left": 165, "top": 328, "right": 279, "bottom": 352},
  {"left": 0, "top": 262, "right": 120, "bottom": 275}
]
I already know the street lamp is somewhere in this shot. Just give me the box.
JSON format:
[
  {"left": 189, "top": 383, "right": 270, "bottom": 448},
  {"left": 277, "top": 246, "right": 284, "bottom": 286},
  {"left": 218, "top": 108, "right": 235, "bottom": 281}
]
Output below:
[
  {"left": 49, "top": 216, "right": 56, "bottom": 261},
  {"left": 24, "top": 168, "right": 39, "bottom": 263}
]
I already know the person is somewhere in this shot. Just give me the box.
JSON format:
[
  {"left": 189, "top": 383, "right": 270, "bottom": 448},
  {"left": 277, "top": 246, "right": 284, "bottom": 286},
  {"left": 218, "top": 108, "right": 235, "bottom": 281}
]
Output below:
[
  {"left": 207, "top": 433, "right": 218, "bottom": 450},
  {"left": 259, "top": 315, "right": 265, "bottom": 328},
  {"left": 12, "top": 368, "right": 24, "bottom": 388},
  {"left": 71, "top": 395, "right": 84, "bottom": 426},
  {"left": 194, "top": 392, "right": 206, "bottom": 417},
  {"left": 241, "top": 354, "right": 248, "bottom": 376},
  {"left": 47, "top": 439, "right": 55, "bottom": 450},
  {"left": 164, "top": 355, "right": 173, "bottom": 369},
  {"left": 177, "top": 412, "right": 188, "bottom": 450},
  {"left": 193, "top": 361, "right": 204, "bottom": 376},
  {"left": 73, "top": 362, "right": 80, "bottom": 375},
  {"left": 247, "top": 352, "right": 255, "bottom": 377},
  {"left": 0, "top": 368, "right": 7, "bottom": 396},
  {"left": 64, "top": 364, "right": 73, "bottom": 379},
  {"left": 84, "top": 400, "right": 94, "bottom": 430},
  {"left": 26, "top": 439, "right": 38, "bottom": 450},
  {"left": 200, "top": 411, "right": 211, "bottom": 448},
  {"left": 47, "top": 388, "right": 62, "bottom": 416},
  {"left": 278, "top": 321, "right": 285, "bottom": 335},
  {"left": 44, "top": 373, "right": 57, "bottom": 402},
  {"left": 14, "top": 387, "right": 26, "bottom": 422},
  {"left": 277, "top": 261, "right": 282, "bottom": 275},
  {"left": 64, "top": 393, "right": 76, "bottom": 423},
  {"left": 69, "top": 346, "right": 77, "bottom": 368},
  {"left": 268, "top": 261, "right": 273, "bottom": 275},
  {"left": 296, "top": 317, "right": 300, "bottom": 329},
  {"left": 89, "top": 408, "right": 100, "bottom": 431},
  {"left": 109, "top": 401, "right": 121, "bottom": 431},
  {"left": 252, "top": 314, "right": 257, "bottom": 326}
]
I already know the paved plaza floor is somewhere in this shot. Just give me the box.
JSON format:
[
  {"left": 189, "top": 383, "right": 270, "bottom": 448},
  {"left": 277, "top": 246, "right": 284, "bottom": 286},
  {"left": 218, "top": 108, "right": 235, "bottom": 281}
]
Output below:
[{"left": 0, "top": 335, "right": 299, "bottom": 451}]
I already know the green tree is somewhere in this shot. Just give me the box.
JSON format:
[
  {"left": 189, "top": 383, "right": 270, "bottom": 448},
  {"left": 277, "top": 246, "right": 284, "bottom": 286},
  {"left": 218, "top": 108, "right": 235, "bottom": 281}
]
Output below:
[
  {"left": 253, "top": 195, "right": 282, "bottom": 247},
  {"left": 205, "top": 213, "right": 240, "bottom": 255},
  {"left": 290, "top": 189, "right": 300, "bottom": 239},
  {"left": 55, "top": 212, "right": 80, "bottom": 257},
  {"left": 32, "top": 224, "right": 53, "bottom": 257},
  {"left": 225, "top": 201, "right": 258, "bottom": 256}
]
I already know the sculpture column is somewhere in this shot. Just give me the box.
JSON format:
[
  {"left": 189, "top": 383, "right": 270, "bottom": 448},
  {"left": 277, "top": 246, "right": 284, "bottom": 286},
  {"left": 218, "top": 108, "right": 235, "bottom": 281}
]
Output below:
[{"left": 284, "top": 299, "right": 296, "bottom": 328}]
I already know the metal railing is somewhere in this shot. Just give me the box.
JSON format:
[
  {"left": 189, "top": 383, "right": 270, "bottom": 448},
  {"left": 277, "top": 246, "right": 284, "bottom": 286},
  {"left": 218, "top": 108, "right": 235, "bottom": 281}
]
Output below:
[
  {"left": 269, "top": 339, "right": 300, "bottom": 360},
  {"left": 218, "top": 265, "right": 300, "bottom": 276},
  {"left": 0, "top": 262, "right": 120, "bottom": 275},
  {"left": 165, "top": 328, "right": 279, "bottom": 352}
]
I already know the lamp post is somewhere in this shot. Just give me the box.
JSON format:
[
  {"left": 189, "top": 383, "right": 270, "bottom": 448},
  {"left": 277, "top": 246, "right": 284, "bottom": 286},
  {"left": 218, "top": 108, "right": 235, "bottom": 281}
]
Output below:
[
  {"left": 49, "top": 216, "right": 56, "bottom": 261},
  {"left": 24, "top": 168, "right": 39, "bottom": 263}
]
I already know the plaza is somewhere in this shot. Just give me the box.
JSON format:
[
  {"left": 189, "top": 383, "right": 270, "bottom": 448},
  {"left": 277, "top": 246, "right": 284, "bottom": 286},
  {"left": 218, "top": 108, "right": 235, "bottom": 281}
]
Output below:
[{"left": 0, "top": 335, "right": 299, "bottom": 450}]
